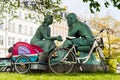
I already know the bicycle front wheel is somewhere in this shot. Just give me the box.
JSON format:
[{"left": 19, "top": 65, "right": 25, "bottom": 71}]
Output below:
[
  {"left": 97, "top": 47, "right": 108, "bottom": 72},
  {"left": 48, "top": 48, "right": 75, "bottom": 74}
]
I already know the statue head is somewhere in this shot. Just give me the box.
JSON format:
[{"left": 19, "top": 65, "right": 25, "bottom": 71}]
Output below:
[
  {"left": 66, "top": 13, "right": 78, "bottom": 27},
  {"left": 44, "top": 15, "right": 53, "bottom": 25}
]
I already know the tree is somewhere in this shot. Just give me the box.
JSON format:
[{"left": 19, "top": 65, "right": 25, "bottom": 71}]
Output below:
[
  {"left": 0, "top": 0, "right": 120, "bottom": 24},
  {"left": 89, "top": 15, "right": 120, "bottom": 58},
  {"left": 0, "top": 0, "right": 65, "bottom": 24},
  {"left": 83, "top": 0, "right": 120, "bottom": 13}
]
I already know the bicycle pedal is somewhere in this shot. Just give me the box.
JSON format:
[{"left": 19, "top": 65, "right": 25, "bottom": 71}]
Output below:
[
  {"left": 76, "top": 55, "right": 79, "bottom": 57},
  {"left": 80, "top": 66, "right": 83, "bottom": 71},
  {"left": 52, "top": 56, "right": 58, "bottom": 58}
]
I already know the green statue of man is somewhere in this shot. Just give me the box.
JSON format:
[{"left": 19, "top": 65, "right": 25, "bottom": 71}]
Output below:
[
  {"left": 63, "top": 13, "right": 94, "bottom": 47},
  {"left": 63, "top": 13, "right": 97, "bottom": 64},
  {"left": 30, "top": 15, "right": 62, "bottom": 62}
]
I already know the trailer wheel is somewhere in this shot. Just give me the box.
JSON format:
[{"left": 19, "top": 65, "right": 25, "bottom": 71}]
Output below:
[{"left": 14, "top": 56, "right": 31, "bottom": 74}]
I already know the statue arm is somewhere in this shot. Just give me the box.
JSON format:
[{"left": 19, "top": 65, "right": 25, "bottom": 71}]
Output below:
[
  {"left": 42, "top": 28, "right": 62, "bottom": 41},
  {"left": 44, "top": 36, "right": 56, "bottom": 40},
  {"left": 68, "top": 26, "right": 78, "bottom": 37},
  {"left": 43, "top": 34, "right": 62, "bottom": 41},
  {"left": 42, "top": 32, "right": 56, "bottom": 40}
]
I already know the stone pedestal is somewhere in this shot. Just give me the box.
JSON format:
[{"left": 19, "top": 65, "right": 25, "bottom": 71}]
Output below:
[{"left": 45, "top": 64, "right": 99, "bottom": 73}]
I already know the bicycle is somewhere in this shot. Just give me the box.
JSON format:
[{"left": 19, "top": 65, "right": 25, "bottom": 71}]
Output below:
[{"left": 48, "top": 29, "right": 108, "bottom": 74}]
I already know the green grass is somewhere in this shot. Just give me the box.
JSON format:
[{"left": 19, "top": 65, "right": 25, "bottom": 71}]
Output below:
[{"left": 0, "top": 72, "right": 120, "bottom": 80}]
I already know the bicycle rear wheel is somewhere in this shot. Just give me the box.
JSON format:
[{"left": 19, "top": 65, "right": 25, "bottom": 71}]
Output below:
[{"left": 48, "top": 48, "right": 75, "bottom": 74}]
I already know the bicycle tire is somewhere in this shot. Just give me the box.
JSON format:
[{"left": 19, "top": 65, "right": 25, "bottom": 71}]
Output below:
[
  {"left": 14, "top": 55, "right": 31, "bottom": 74},
  {"left": 97, "top": 47, "right": 108, "bottom": 72},
  {"left": 48, "top": 47, "right": 75, "bottom": 74},
  {"left": 100, "top": 57, "right": 108, "bottom": 72}
]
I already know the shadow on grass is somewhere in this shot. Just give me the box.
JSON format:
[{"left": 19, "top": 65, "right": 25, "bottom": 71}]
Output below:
[
  {"left": 24, "top": 70, "right": 119, "bottom": 77},
  {"left": 0, "top": 69, "right": 119, "bottom": 77}
]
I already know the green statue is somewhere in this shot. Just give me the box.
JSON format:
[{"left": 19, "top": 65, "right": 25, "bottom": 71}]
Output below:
[
  {"left": 63, "top": 13, "right": 97, "bottom": 64},
  {"left": 30, "top": 15, "right": 62, "bottom": 62}
]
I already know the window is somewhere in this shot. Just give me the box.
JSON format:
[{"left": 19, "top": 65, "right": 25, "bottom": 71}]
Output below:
[
  {"left": 0, "top": 24, "right": 3, "bottom": 30},
  {"left": 18, "top": 38, "right": 22, "bottom": 42},
  {"left": 18, "top": 11, "right": 22, "bottom": 18},
  {"left": 30, "top": 27, "right": 33, "bottom": 35},
  {"left": 18, "top": 24, "right": 22, "bottom": 33},
  {"left": 8, "top": 22, "right": 15, "bottom": 32},
  {"left": 24, "top": 25, "right": 28, "bottom": 34},
  {"left": 8, "top": 37, "right": 15, "bottom": 46},
  {"left": 60, "top": 12, "right": 63, "bottom": 17},
  {"left": 12, "top": 37, "right": 15, "bottom": 45},
  {"left": 8, "top": 21, "right": 12, "bottom": 31},
  {"left": 12, "top": 22, "right": 15, "bottom": 32},
  {"left": 0, "top": 36, "right": 3, "bottom": 45},
  {"left": 24, "top": 39, "right": 27, "bottom": 42},
  {"left": 23, "top": 1, "right": 29, "bottom": 7},
  {"left": 65, "top": 13, "right": 67, "bottom": 18},
  {"left": 61, "top": 12, "right": 66, "bottom": 19},
  {"left": 8, "top": 37, "right": 11, "bottom": 46}
]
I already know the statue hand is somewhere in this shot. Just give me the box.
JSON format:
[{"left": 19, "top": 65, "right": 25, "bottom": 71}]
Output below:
[
  {"left": 66, "top": 36, "right": 75, "bottom": 40},
  {"left": 56, "top": 35, "right": 63, "bottom": 41}
]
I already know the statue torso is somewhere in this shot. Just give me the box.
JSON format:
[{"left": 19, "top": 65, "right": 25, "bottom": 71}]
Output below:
[
  {"left": 33, "top": 25, "right": 50, "bottom": 40},
  {"left": 68, "top": 21, "right": 94, "bottom": 39}
]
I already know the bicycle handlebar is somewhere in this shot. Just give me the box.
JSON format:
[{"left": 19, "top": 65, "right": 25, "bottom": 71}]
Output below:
[
  {"left": 95, "top": 29, "right": 104, "bottom": 37},
  {"left": 100, "top": 29, "right": 104, "bottom": 33}
]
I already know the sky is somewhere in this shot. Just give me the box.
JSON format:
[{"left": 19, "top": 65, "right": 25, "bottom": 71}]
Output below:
[{"left": 61, "top": 0, "right": 120, "bottom": 21}]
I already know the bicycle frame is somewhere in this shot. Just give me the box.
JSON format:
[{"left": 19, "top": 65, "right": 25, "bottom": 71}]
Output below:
[{"left": 61, "top": 38, "right": 104, "bottom": 64}]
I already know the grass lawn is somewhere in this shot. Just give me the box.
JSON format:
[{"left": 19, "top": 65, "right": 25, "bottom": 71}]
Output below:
[{"left": 0, "top": 72, "right": 120, "bottom": 80}]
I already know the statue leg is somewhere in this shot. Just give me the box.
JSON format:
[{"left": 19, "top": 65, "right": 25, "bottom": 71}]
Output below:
[
  {"left": 38, "top": 40, "right": 56, "bottom": 63},
  {"left": 62, "top": 39, "right": 72, "bottom": 48},
  {"left": 38, "top": 52, "right": 49, "bottom": 63}
]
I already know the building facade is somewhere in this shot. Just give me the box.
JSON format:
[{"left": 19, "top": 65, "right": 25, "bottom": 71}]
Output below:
[
  {"left": 0, "top": 18, "right": 39, "bottom": 57},
  {"left": 0, "top": 11, "right": 68, "bottom": 57}
]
